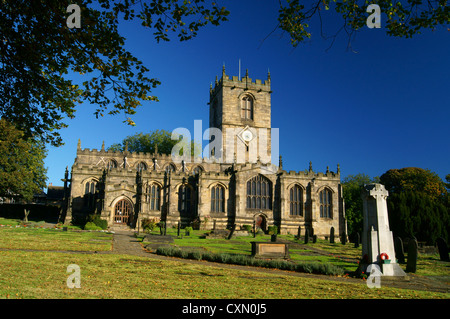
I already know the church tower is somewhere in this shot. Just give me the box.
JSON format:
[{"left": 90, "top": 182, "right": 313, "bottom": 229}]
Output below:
[{"left": 208, "top": 66, "right": 272, "bottom": 164}]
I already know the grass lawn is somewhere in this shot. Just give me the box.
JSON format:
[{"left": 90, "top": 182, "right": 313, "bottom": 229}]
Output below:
[{"left": 0, "top": 219, "right": 448, "bottom": 299}]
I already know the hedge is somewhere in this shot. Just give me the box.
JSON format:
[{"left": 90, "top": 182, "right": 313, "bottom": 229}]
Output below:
[{"left": 155, "top": 246, "right": 345, "bottom": 276}]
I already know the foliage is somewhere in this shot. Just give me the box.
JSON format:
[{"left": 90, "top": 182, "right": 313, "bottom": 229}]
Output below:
[
  {"left": 242, "top": 224, "right": 252, "bottom": 232},
  {"left": 380, "top": 168, "right": 449, "bottom": 244},
  {"left": 87, "top": 214, "right": 108, "bottom": 230},
  {"left": 278, "top": 0, "right": 449, "bottom": 48},
  {"left": 108, "top": 130, "right": 201, "bottom": 156},
  {"left": 84, "top": 221, "right": 103, "bottom": 231},
  {"left": 155, "top": 246, "right": 346, "bottom": 276},
  {"left": 141, "top": 217, "right": 159, "bottom": 232},
  {"left": 341, "top": 173, "right": 378, "bottom": 239},
  {"left": 268, "top": 225, "right": 278, "bottom": 235},
  {"left": 380, "top": 167, "right": 447, "bottom": 200},
  {"left": 0, "top": 119, "right": 48, "bottom": 202},
  {"left": 0, "top": 0, "right": 229, "bottom": 146}
]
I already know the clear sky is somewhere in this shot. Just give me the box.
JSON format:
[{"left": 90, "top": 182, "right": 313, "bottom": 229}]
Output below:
[{"left": 44, "top": 0, "right": 450, "bottom": 187}]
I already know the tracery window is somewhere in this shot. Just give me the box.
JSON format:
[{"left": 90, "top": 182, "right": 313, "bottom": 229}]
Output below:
[
  {"left": 246, "top": 175, "right": 272, "bottom": 209},
  {"left": 84, "top": 180, "right": 97, "bottom": 208},
  {"left": 106, "top": 159, "right": 117, "bottom": 170},
  {"left": 319, "top": 188, "right": 332, "bottom": 218},
  {"left": 178, "top": 185, "right": 192, "bottom": 215},
  {"left": 241, "top": 95, "right": 253, "bottom": 120},
  {"left": 289, "top": 185, "right": 303, "bottom": 216},
  {"left": 211, "top": 185, "right": 225, "bottom": 213},
  {"left": 149, "top": 184, "right": 160, "bottom": 211},
  {"left": 136, "top": 162, "right": 147, "bottom": 172}
]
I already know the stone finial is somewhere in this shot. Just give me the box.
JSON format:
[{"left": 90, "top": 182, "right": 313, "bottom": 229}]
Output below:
[
  {"left": 309, "top": 161, "right": 313, "bottom": 172},
  {"left": 245, "top": 69, "right": 249, "bottom": 77},
  {"left": 267, "top": 69, "right": 271, "bottom": 81},
  {"left": 337, "top": 163, "right": 340, "bottom": 174},
  {"left": 279, "top": 155, "right": 283, "bottom": 169},
  {"left": 154, "top": 144, "right": 158, "bottom": 155},
  {"left": 77, "top": 139, "right": 81, "bottom": 150},
  {"left": 101, "top": 141, "right": 105, "bottom": 151},
  {"left": 124, "top": 142, "right": 128, "bottom": 152},
  {"left": 326, "top": 166, "right": 329, "bottom": 174},
  {"left": 222, "top": 64, "right": 226, "bottom": 76},
  {"left": 215, "top": 75, "right": 218, "bottom": 85}
]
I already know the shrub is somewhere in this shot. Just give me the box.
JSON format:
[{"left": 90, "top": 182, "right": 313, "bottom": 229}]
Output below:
[
  {"left": 142, "top": 218, "right": 158, "bottom": 232},
  {"left": 84, "top": 222, "right": 102, "bottom": 231},
  {"left": 87, "top": 214, "right": 108, "bottom": 230},
  {"left": 154, "top": 247, "right": 346, "bottom": 276},
  {"left": 268, "top": 225, "right": 278, "bottom": 235},
  {"left": 242, "top": 224, "right": 252, "bottom": 232}
]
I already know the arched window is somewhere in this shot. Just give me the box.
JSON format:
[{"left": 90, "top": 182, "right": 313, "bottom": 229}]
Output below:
[
  {"left": 148, "top": 184, "right": 160, "bottom": 211},
  {"left": 211, "top": 185, "right": 225, "bottom": 213},
  {"left": 84, "top": 180, "right": 97, "bottom": 208},
  {"left": 246, "top": 175, "right": 271, "bottom": 209},
  {"left": 319, "top": 188, "right": 332, "bottom": 218},
  {"left": 192, "top": 166, "right": 203, "bottom": 176},
  {"left": 289, "top": 185, "right": 303, "bottom": 216},
  {"left": 178, "top": 185, "right": 192, "bottom": 215},
  {"left": 241, "top": 95, "right": 253, "bottom": 120},
  {"left": 106, "top": 159, "right": 117, "bottom": 170},
  {"left": 165, "top": 163, "right": 176, "bottom": 173},
  {"left": 136, "top": 162, "right": 147, "bottom": 172}
]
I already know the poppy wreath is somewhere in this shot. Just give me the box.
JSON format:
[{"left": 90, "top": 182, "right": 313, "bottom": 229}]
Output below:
[{"left": 380, "top": 253, "right": 389, "bottom": 261}]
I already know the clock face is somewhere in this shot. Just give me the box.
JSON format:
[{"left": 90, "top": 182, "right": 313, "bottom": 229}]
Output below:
[{"left": 242, "top": 130, "right": 253, "bottom": 142}]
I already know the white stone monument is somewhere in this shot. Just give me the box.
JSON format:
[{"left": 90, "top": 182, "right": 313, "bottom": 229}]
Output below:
[{"left": 360, "top": 183, "right": 407, "bottom": 278}]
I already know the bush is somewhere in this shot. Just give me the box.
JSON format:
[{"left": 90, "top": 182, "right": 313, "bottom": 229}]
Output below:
[
  {"left": 242, "top": 224, "right": 252, "bottom": 232},
  {"left": 142, "top": 218, "right": 158, "bottom": 232},
  {"left": 268, "top": 225, "right": 278, "bottom": 235},
  {"left": 87, "top": 214, "right": 108, "bottom": 230},
  {"left": 154, "top": 247, "right": 346, "bottom": 276},
  {"left": 84, "top": 222, "right": 102, "bottom": 231}
]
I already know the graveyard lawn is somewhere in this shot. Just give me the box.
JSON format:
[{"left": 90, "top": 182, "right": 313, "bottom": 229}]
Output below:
[
  {"left": 0, "top": 223, "right": 448, "bottom": 299},
  {"left": 1, "top": 250, "right": 449, "bottom": 299}
]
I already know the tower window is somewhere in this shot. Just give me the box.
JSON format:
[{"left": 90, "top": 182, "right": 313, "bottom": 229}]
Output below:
[
  {"left": 84, "top": 180, "right": 97, "bottom": 208},
  {"left": 241, "top": 96, "right": 253, "bottom": 120}
]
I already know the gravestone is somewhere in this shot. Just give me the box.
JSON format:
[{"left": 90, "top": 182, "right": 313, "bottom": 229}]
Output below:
[
  {"left": 304, "top": 228, "right": 309, "bottom": 244},
  {"left": 341, "top": 232, "right": 347, "bottom": 245},
  {"left": 177, "top": 222, "right": 181, "bottom": 237},
  {"left": 227, "top": 224, "right": 236, "bottom": 240},
  {"left": 296, "top": 226, "right": 301, "bottom": 240},
  {"left": 394, "top": 237, "right": 405, "bottom": 263},
  {"left": 436, "top": 237, "right": 449, "bottom": 262},
  {"left": 359, "top": 183, "right": 407, "bottom": 278},
  {"left": 354, "top": 233, "right": 360, "bottom": 248},
  {"left": 330, "top": 227, "right": 335, "bottom": 243},
  {"left": 406, "top": 238, "right": 418, "bottom": 273}
]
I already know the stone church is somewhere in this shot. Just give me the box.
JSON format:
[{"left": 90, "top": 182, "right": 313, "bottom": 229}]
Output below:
[{"left": 61, "top": 67, "right": 346, "bottom": 238}]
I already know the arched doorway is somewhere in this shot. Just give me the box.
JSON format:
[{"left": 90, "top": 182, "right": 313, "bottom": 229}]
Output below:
[
  {"left": 114, "top": 199, "right": 133, "bottom": 225},
  {"left": 255, "top": 214, "right": 267, "bottom": 232}
]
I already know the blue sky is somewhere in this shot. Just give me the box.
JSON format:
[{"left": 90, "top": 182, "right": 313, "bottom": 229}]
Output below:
[{"left": 45, "top": 0, "right": 450, "bottom": 187}]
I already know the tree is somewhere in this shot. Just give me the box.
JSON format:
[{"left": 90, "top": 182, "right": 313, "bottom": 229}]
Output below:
[
  {"left": 277, "top": 0, "right": 449, "bottom": 49},
  {"left": 380, "top": 167, "right": 449, "bottom": 244},
  {"left": 0, "top": 119, "right": 48, "bottom": 202},
  {"left": 0, "top": 0, "right": 229, "bottom": 147},
  {"left": 380, "top": 167, "right": 446, "bottom": 200},
  {"left": 341, "top": 173, "right": 378, "bottom": 240},
  {"left": 108, "top": 130, "right": 201, "bottom": 157}
]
